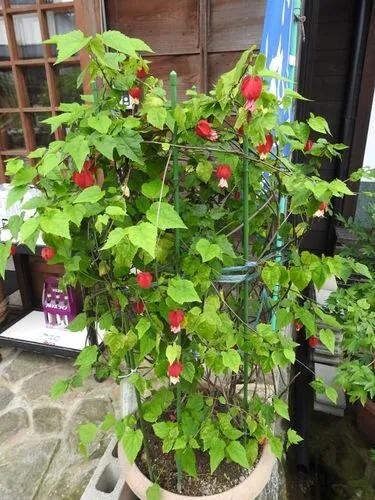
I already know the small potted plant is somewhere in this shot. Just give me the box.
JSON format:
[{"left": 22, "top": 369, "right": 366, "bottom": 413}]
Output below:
[{"left": 0, "top": 30, "right": 370, "bottom": 499}]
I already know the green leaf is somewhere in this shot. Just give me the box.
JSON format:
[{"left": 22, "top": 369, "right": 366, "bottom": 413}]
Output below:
[
  {"left": 75, "top": 345, "right": 98, "bottom": 367},
  {"left": 102, "top": 227, "right": 127, "bottom": 250},
  {"left": 141, "top": 179, "right": 169, "bottom": 199},
  {"left": 64, "top": 135, "right": 89, "bottom": 170},
  {"left": 269, "top": 436, "right": 283, "bottom": 459},
  {"left": 245, "top": 439, "right": 259, "bottom": 466},
  {"left": 195, "top": 238, "right": 222, "bottom": 263},
  {"left": 308, "top": 114, "right": 331, "bottom": 135},
  {"left": 12, "top": 166, "right": 36, "bottom": 187},
  {"left": 116, "top": 130, "right": 144, "bottom": 164},
  {"left": 222, "top": 349, "right": 241, "bottom": 373},
  {"left": 147, "top": 106, "right": 167, "bottom": 130},
  {"left": 146, "top": 484, "right": 161, "bottom": 500},
  {"left": 28, "top": 147, "right": 46, "bottom": 159},
  {"left": 325, "top": 386, "right": 338, "bottom": 404},
  {"left": 178, "top": 447, "right": 197, "bottom": 477},
  {"left": 146, "top": 202, "right": 187, "bottom": 230},
  {"left": 88, "top": 114, "right": 111, "bottom": 134},
  {"left": 93, "top": 135, "right": 117, "bottom": 160},
  {"left": 273, "top": 397, "right": 290, "bottom": 421},
  {"left": 167, "top": 277, "right": 201, "bottom": 304},
  {"left": 284, "top": 89, "right": 310, "bottom": 101},
  {"left": 290, "top": 267, "right": 311, "bottom": 291},
  {"left": 50, "top": 379, "right": 69, "bottom": 399},
  {"left": 262, "top": 262, "right": 280, "bottom": 290},
  {"left": 209, "top": 438, "right": 226, "bottom": 473},
  {"left": 196, "top": 160, "right": 213, "bottom": 183},
  {"left": 102, "top": 30, "right": 153, "bottom": 58},
  {"left": 319, "top": 328, "right": 335, "bottom": 354},
  {"left": 181, "top": 361, "right": 195, "bottom": 383},
  {"left": 226, "top": 441, "right": 249, "bottom": 468},
  {"left": 20, "top": 218, "right": 40, "bottom": 242},
  {"left": 126, "top": 222, "right": 157, "bottom": 258},
  {"left": 286, "top": 429, "right": 303, "bottom": 449},
  {"left": 73, "top": 186, "right": 105, "bottom": 204},
  {"left": 6, "top": 185, "right": 27, "bottom": 209},
  {"left": 166, "top": 343, "right": 181, "bottom": 364},
  {"left": 351, "top": 262, "right": 372, "bottom": 280},
  {"left": 40, "top": 210, "right": 70, "bottom": 239},
  {"left": 67, "top": 312, "right": 87, "bottom": 332},
  {"left": 105, "top": 205, "right": 126, "bottom": 217},
  {"left": 46, "top": 30, "right": 90, "bottom": 64},
  {"left": 79, "top": 423, "right": 97, "bottom": 445},
  {"left": 121, "top": 428, "right": 143, "bottom": 464},
  {"left": 0, "top": 242, "right": 11, "bottom": 279}
]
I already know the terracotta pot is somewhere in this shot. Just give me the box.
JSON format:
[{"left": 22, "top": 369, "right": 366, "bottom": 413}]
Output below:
[
  {"left": 356, "top": 400, "right": 375, "bottom": 444},
  {"left": 119, "top": 442, "right": 275, "bottom": 500}
]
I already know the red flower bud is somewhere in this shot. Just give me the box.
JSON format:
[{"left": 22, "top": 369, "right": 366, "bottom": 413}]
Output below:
[
  {"left": 41, "top": 246, "right": 55, "bottom": 261},
  {"left": 132, "top": 300, "right": 145, "bottom": 314},
  {"left": 168, "top": 361, "right": 183, "bottom": 384},
  {"left": 215, "top": 164, "right": 232, "bottom": 189},
  {"left": 136, "top": 68, "right": 148, "bottom": 79},
  {"left": 136, "top": 272, "right": 153, "bottom": 289},
  {"left": 257, "top": 133, "right": 273, "bottom": 158},
  {"left": 241, "top": 75, "right": 263, "bottom": 101},
  {"left": 195, "top": 120, "right": 218, "bottom": 142},
  {"left": 10, "top": 244, "right": 16, "bottom": 256},
  {"left": 72, "top": 169, "right": 95, "bottom": 189},
  {"left": 129, "top": 86, "right": 141, "bottom": 102},
  {"left": 304, "top": 139, "right": 314, "bottom": 152},
  {"left": 168, "top": 310, "right": 185, "bottom": 333},
  {"left": 308, "top": 336, "right": 319, "bottom": 348},
  {"left": 295, "top": 321, "right": 303, "bottom": 332},
  {"left": 319, "top": 202, "right": 328, "bottom": 211},
  {"left": 233, "top": 190, "right": 241, "bottom": 200}
]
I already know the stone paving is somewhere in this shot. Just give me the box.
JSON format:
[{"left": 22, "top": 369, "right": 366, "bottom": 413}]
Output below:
[{"left": 0, "top": 347, "right": 119, "bottom": 500}]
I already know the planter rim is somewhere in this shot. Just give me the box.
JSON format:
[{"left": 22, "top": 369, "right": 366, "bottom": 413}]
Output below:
[{"left": 119, "top": 441, "right": 276, "bottom": 500}]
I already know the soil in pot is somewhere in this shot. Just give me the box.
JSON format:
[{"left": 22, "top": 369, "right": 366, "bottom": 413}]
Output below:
[{"left": 136, "top": 425, "right": 260, "bottom": 496}]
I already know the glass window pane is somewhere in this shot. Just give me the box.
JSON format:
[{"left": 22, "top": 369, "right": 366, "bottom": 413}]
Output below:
[
  {"left": 0, "top": 17, "right": 10, "bottom": 61},
  {"left": 0, "top": 70, "right": 18, "bottom": 108},
  {"left": 56, "top": 64, "right": 80, "bottom": 103},
  {"left": 44, "top": 1, "right": 72, "bottom": 3},
  {"left": 32, "top": 113, "right": 51, "bottom": 147},
  {"left": 24, "top": 66, "right": 50, "bottom": 107},
  {"left": 47, "top": 10, "right": 75, "bottom": 57},
  {"left": 0, "top": 113, "right": 25, "bottom": 149},
  {"left": 10, "top": 1, "right": 36, "bottom": 5},
  {"left": 14, "top": 14, "right": 43, "bottom": 59}
]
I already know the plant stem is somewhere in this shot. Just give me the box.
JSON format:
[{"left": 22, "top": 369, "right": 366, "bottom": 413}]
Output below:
[
  {"left": 242, "top": 135, "right": 250, "bottom": 421},
  {"left": 127, "top": 350, "right": 154, "bottom": 482}
]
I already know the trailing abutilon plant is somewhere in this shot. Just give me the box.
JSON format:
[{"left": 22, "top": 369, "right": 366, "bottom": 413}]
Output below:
[{"left": 0, "top": 29, "right": 371, "bottom": 496}]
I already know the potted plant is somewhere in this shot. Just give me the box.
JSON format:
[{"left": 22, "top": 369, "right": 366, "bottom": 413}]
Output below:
[
  {"left": 0, "top": 30, "right": 370, "bottom": 499},
  {"left": 328, "top": 199, "right": 375, "bottom": 443}
]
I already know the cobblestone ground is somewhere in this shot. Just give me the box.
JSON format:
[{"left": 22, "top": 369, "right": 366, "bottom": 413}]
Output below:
[{"left": 0, "top": 347, "right": 119, "bottom": 500}]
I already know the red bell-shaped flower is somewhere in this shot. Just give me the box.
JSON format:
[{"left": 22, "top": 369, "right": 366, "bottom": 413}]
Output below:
[
  {"left": 72, "top": 169, "right": 95, "bottom": 189},
  {"left": 195, "top": 120, "right": 218, "bottom": 142},
  {"left": 41, "top": 246, "right": 55, "bottom": 261},
  {"left": 136, "top": 68, "right": 148, "bottom": 79},
  {"left": 132, "top": 300, "right": 145, "bottom": 314},
  {"left": 136, "top": 272, "right": 153, "bottom": 289},
  {"left": 168, "top": 310, "right": 185, "bottom": 334},
  {"left": 215, "top": 164, "right": 232, "bottom": 189},
  {"left": 304, "top": 139, "right": 314, "bottom": 152},
  {"left": 129, "top": 86, "right": 141, "bottom": 103},
  {"left": 257, "top": 133, "right": 273, "bottom": 159},
  {"left": 241, "top": 75, "right": 263, "bottom": 112},
  {"left": 308, "top": 336, "right": 319, "bottom": 348},
  {"left": 168, "top": 361, "right": 183, "bottom": 384},
  {"left": 313, "top": 202, "right": 328, "bottom": 218}
]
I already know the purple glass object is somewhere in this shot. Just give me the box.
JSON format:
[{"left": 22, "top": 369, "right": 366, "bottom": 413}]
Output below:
[{"left": 42, "top": 276, "right": 79, "bottom": 329}]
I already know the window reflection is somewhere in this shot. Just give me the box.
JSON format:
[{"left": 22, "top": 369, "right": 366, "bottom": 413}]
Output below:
[
  {"left": 56, "top": 64, "right": 80, "bottom": 103},
  {"left": 24, "top": 67, "right": 50, "bottom": 107},
  {"left": 14, "top": 13, "right": 43, "bottom": 59},
  {"left": 10, "top": 1, "right": 36, "bottom": 5},
  {"left": 32, "top": 113, "right": 51, "bottom": 147},
  {"left": 0, "top": 113, "right": 25, "bottom": 149},
  {"left": 0, "top": 70, "right": 18, "bottom": 108},
  {"left": 47, "top": 10, "right": 75, "bottom": 56},
  {"left": 0, "top": 17, "right": 9, "bottom": 61}
]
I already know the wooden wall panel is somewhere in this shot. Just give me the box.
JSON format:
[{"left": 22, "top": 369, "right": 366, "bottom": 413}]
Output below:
[
  {"left": 105, "top": 0, "right": 199, "bottom": 55},
  {"left": 149, "top": 55, "right": 200, "bottom": 100},
  {"left": 207, "top": 51, "right": 243, "bottom": 88},
  {"left": 208, "top": 0, "right": 265, "bottom": 52}
]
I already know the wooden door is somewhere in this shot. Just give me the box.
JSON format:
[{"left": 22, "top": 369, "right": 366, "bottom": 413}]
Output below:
[{"left": 105, "top": 0, "right": 265, "bottom": 99}]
